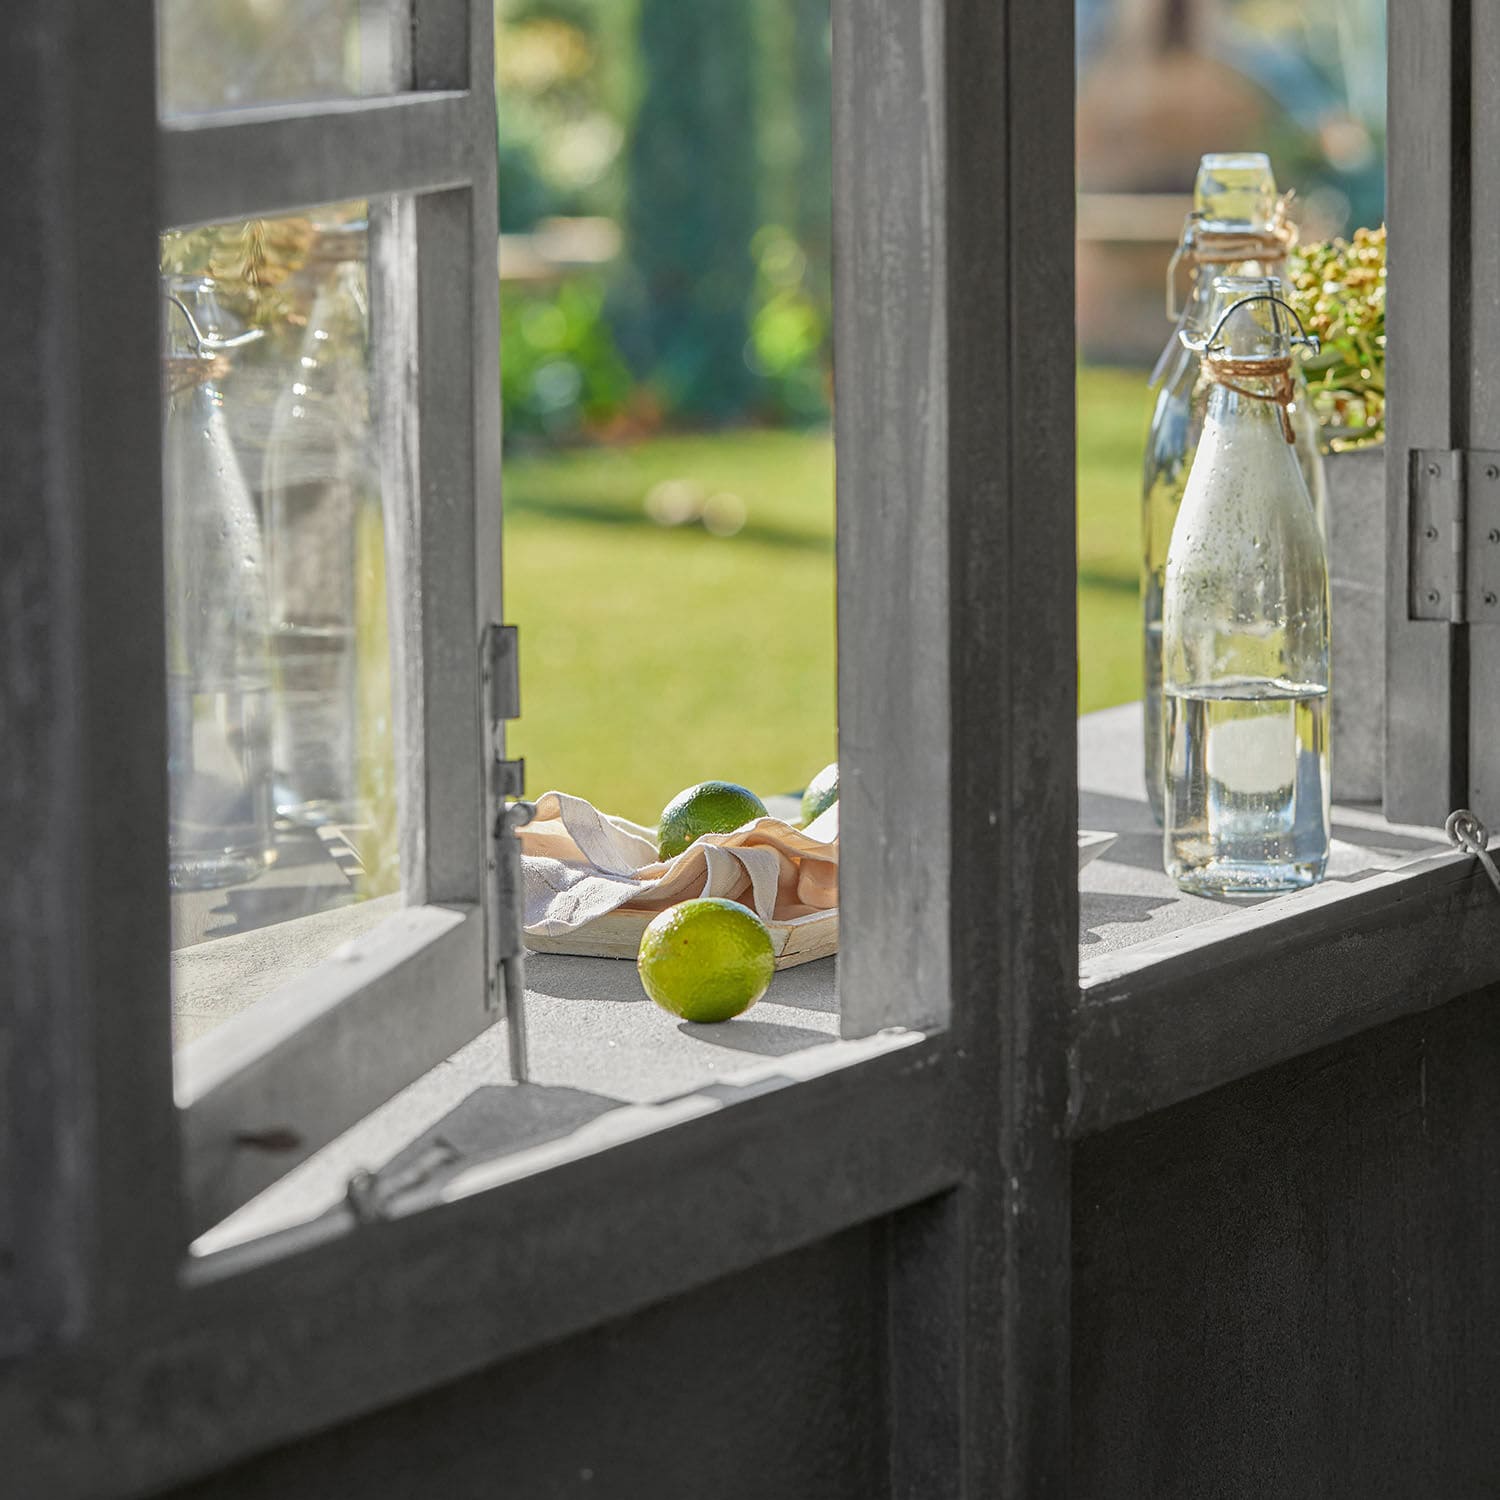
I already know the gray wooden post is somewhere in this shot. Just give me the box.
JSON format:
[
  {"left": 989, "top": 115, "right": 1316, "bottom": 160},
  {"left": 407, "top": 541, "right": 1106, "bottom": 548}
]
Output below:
[
  {"left": 1463, "top": 3, "right": 1500, "bottom": 822},
  {"left": 1385, "top": 0, "right": 1467, "bottom": 823},
  {"left": 834, "top": 0, "right": 1077, "bottom": 1488},
  {"left": 0, "top": 0, "right": 184, "bottom": 1350}
]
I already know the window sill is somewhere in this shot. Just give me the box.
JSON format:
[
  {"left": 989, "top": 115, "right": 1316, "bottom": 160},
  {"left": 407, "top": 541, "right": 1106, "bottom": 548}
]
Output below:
[
  {"left": 192, "top": 943, "right": 869, "bottom": 1254},
  {"left": 1072, "top": 703, "right": 1500, "bottom": 1135},
  {"left": 21, "top": 1002, "right": 947, "bottom": 1500}
]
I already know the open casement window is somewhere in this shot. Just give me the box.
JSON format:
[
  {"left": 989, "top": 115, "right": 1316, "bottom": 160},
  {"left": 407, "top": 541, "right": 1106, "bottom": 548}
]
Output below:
[
  {"left": 1, "top": 0, "right": 531, "bottom": 1341},
  {"left": 158, "top": 10, "right": 530, "bottom": 1239}
]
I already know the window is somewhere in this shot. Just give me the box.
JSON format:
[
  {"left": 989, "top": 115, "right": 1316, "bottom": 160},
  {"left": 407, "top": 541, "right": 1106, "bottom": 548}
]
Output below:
[
  {"left": 1067, "top": 2, "right": 1500, "bottom": 1141},
  {"left": 152, "top": 30, "right": 525, "bottom": 1243},
  {"left": 2, "top": 0, "right": 535, "bottom": 1332},
  {"left": 9, "top": 3, "right": 1500, "bottom": 1495}
]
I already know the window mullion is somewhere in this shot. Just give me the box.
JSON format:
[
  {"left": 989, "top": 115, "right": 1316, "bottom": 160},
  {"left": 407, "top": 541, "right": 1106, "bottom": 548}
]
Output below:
[
  {"left": 1384, "top": 0, "right": 1466, "bottom": 824},
  {"left": 1464, "top": 7, "right": 1500, "bottom": 824},
  {"left": 159, "top": 91, "right": 479, "bottom": 230}
]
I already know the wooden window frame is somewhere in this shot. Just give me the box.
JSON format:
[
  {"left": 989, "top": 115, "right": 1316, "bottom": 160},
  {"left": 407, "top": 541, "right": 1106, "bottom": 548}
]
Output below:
[
  {"left": 2, "top": 0, "right": 524, "bottom": 1320},
  {"left": 8, "top": 4, "right": 1074, "bottom": 1490},
  {"left": 8, "top": 2, "right": 1500, "bottom": 1497},
  {"left": 160, "top": 4, "right": 517, "bottom": 1239}
]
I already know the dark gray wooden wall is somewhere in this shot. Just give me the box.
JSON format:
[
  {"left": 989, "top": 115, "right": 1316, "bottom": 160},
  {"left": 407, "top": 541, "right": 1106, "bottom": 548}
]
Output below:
[
  {"left": 158, "top": 985, "right": 1500, "bottom": 1500},
  {"left": 161, "top": 1223, "right": 892, "bottom": 1500},
  {"left": 1073, "top": 987, "right": 1500, "bottom": 1499}
]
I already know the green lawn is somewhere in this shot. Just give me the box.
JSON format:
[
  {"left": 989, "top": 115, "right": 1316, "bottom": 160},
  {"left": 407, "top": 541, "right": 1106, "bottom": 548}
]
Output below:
[{"left": 504, "top": 366, "right": 1152, "bottom": 824}]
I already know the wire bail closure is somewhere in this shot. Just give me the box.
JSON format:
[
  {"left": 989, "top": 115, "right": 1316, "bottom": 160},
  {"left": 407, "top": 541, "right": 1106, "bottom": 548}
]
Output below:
[
  {"left": 1179, "top": 292, "right": 1317, "bottom": 445},
  {"left": 1164, "top": 193, "right": 1298, "bottom": 322},
  {"left": 161, "top": 288, "right": 265, "bottom": 398},
  {"left": 164, "top": 290, "right": 265, "bottom": 357}
]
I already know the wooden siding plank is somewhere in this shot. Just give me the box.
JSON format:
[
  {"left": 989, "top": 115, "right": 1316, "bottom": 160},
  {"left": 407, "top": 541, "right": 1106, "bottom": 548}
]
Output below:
[
  {"left": 3, "top": 1040, "right": 957, "bottom": 1500},
  {"left": 1385, "top": 0, "right": 1466, "bottom": 822},
  {"left": 834, "top": 0, "right": 1077, "bottom": 1491},
  {"left": 159, "top": 92, "right": 479, "bottom": 230},
  {"left": 1073, "top": 996, "right": 1500, "bottom": 1497}
]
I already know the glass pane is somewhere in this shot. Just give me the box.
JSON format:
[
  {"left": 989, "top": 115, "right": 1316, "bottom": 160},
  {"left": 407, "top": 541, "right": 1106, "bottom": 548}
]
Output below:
[
  {"left": 156, "top": 0, "right": 406, "bottom": 117},
  {"left": 161, "top": 205, "right": 403, "bottom": 1047}
]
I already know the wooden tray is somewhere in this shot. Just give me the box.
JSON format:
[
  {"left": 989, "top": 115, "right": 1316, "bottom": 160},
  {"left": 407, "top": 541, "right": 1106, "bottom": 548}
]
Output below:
[{"left": 525, "top": 906, "right": 839, "bottom": 970}]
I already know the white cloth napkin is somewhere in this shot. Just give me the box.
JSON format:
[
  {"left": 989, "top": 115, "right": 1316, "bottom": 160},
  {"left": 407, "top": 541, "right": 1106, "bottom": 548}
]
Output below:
[{"left": 519, "top": 791, "right": 839, "bottom": 937}]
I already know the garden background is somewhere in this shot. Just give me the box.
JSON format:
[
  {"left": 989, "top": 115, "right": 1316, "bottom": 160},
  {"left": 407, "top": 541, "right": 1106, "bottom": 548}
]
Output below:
[{"left": 496, "top": 0, "right": 1386, "bottom": 822}]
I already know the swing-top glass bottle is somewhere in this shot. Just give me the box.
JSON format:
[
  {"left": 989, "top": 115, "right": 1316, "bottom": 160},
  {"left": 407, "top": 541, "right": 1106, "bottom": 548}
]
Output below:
[
  {"left": 1141, "top": 152, "right": 1327, "bottom": 822},
  {"left": 1161, "top": 277, "right": 1330, "bottom": 895}
]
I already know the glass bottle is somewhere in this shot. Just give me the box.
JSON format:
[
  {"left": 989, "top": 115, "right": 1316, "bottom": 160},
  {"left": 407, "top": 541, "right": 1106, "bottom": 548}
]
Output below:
[
  {"left": 261, "top": 221, "right": 377, "bottom": 827},
  {"left": 1162, "top": 279, "right": 1330, "bottom": 895},
  {"left": 1141, "top": 154, "right": 1327, "bottom": 823},
  {"left": 162, "top": 275, "right": 275, "bottom": 890}
]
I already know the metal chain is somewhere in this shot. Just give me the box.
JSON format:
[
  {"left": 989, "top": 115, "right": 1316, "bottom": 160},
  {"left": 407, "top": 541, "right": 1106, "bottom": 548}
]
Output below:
[{"left": 1445, "top": 808, "right": 1500, "bottom": 899}]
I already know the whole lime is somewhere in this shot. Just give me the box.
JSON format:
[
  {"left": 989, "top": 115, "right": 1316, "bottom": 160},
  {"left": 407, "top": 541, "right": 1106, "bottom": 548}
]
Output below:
[
  {"left": 637, "top": 898, "right": 776, "bottom": 1022},
  {"left": 801, "top": 762, "right": 839, "bottom": 824},
  {"left": 656, "top": 780, "right": 768, "bottom": 861}
]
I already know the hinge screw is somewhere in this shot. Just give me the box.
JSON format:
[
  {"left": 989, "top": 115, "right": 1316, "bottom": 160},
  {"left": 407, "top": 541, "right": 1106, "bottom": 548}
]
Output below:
[
  {"left": 1487, "top": 593, "right": 1498, "bottom": 608},
  {"left": 1490, "top": 529, "right": 1500, "bottom": 545},
  {"left": 1428, "top": 462, "right": 1441, "bottom": 477},
  {"left": 1426, "top": 525, "right": 1439, "bottom": 541},
  {"left": 1427, "top": 589, "right": 1442, "bottom": 606},
  {"left": 1487, "top": 465, "right": 1499, "bottom": 481}
]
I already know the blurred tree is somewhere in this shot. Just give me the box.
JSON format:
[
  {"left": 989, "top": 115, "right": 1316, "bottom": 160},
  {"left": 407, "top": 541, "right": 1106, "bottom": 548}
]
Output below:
[
  {"left": 790, "top": 0, "right": 832, "bottom": 317},
  {"left": 619, "top": 0, "right": 760, "bottom": 422}
]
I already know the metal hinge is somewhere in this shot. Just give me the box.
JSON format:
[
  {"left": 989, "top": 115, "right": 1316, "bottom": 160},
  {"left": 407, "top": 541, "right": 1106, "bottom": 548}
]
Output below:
[
  {"left": 1410, "top": 448, "right": 1500, "bottom": 624},
  {"left": 482, "top": 623, "right": 535, "bottom": 1079}
]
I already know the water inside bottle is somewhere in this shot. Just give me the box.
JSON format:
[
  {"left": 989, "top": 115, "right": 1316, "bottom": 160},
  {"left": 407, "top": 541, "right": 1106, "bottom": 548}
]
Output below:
[
  {"left": 167, "top": 678, "right": 274, "bottom": 889},
  {"left": 1164, "top": 677, "right": 1329, "bottom": 894},
  {"left": 270, "top": 621, "right": 358, "bottom": 822}
]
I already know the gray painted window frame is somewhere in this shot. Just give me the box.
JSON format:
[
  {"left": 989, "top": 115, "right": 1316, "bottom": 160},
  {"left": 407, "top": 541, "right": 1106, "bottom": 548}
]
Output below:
[
  {"left": 1385, "top": 0, "right": 1500, "bottom": 828},
  {"left": 163, "top": 9, "right": 514, "bottom": 1238},
  {"left": 6, "top": 0, "right": 1079, "bottom": 1488}
]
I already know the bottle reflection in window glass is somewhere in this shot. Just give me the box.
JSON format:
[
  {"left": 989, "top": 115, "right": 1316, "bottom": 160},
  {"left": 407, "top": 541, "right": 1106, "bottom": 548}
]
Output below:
[
  {"left": 161, "top": 275, "right": 275, "bottom": 890},
  {"left": 262, "top": 221, "right": 374, "bottom": 829},
  {"left": 160, "top": 208, "right": 401, "bottom": 1020}
]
